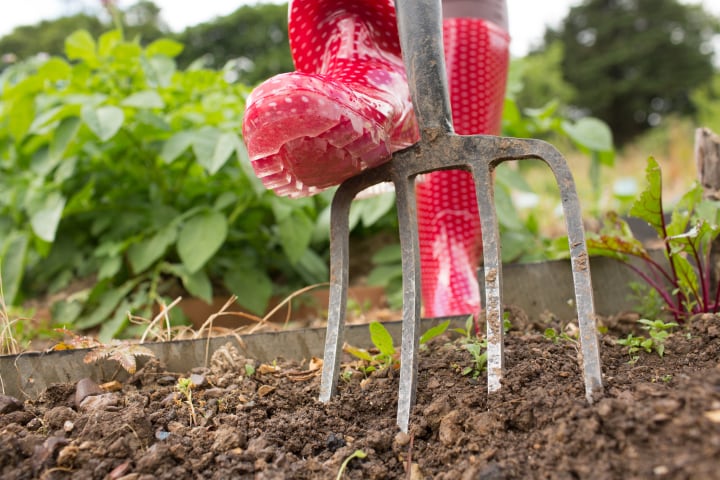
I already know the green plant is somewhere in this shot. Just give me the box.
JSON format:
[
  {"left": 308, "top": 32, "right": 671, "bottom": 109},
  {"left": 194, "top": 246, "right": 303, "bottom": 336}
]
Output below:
[
  {"left": 336, "top": 449, "right": 367, "bottom": 480},
  {"left": 0, "top": 29, "right": 350, "bottom": 339},
  {"left": 344, "top": 320, "right": 450, "bottom": 374},
  {"left": 616, "top": 318, "right": 678, "bottom": 360},
  {"left": 626, "top": 281, "right": 665, "bottom": 321},
  {"left": 451, "top": 316, "right": 488, "bottom": 378},
  {"left": 589, "top": 156, "right": 720, "bottom": 322},
  {"left": 543, "top": 327, "right": 579, "bottom": 345},
  {"left": 176, "top": 377, "right": 197, "bottom": 426}
]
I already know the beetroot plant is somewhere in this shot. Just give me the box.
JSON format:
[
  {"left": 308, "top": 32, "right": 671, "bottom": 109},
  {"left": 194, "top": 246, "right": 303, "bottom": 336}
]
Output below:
[{"left": 588, "top": 156, "right": 720, "bottom": 322}]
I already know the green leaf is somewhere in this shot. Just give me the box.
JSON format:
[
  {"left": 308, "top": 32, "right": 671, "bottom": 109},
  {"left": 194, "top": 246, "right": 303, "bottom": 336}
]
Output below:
[
  {"left": 369, "top": 321, "right": 395, "bottom": 357},
  {"left": 295, "top": 249, "right": 329, "bottom": 284},
  {"left": 204, "top": 131, "right": 237, "bottom": 175},
  {"left": 420, "top": 320, "right": 450, "bottom": 344},
  {"left": 98, "top": 30, "right": 122, "bottom": 57},
  {"left": 278, "top": 210, "right": 313, "bottom": 265},
  {"left": 354, "top": 192, "right": 395, "bottom": 227},
  {"left": 224, "top": 267, "right": 272, "bottom": 316},
  {"left": 51, "top": 300, "right": 84, "bottom": 325},
  {"left": 75, "top": 280, "right": 138, "bottom": 329},
  {"left": 371, "top": 244, "right": 401, "bottom": 265},
  {"left": 629, "top": 157, "right": 665, "bottom": 238},
  {"left": 65, "top": 30, "right": 97, "bottom": 64},
  {"left": 49, "top": 116, "right": 81, "bottom": 164},
  {"left": 0, "top": 232, "right": 29, "bottom": 305},
  {"left": 142, "top": 55, "right": 176, "bottom": 88},
  {"left": 146, "top": 38, "right": 184, "bottom": 58},
  {"left": 344, "top": 345, "right": 374, "bottom": 362},
  {"left": 8, "top": 95, "right": 35, "bottom": 140},
  {"left": 586, "top": 212, "right": 650, "bottom": 261},
  {"left": 30, "top": 192, "right": 66, "bottom": 242},
  {"left": 181, "top": 267, "right": 213, "bottom": 304},
  {"left": 562, "top": 117, "right": 613, "bottom": 153},
  {"left": 494, "top": 184, "right": 525, "bottom": 230},
  {"left": 366, "top": 265, "right": 402, "bottom": 287},
  {"left": 161, "top": 131, "right": 194, "bottom": 164},
  {"left": 81, "top": 105, "right": 125, "bottom": 141},
  {"left": 37, "top": 58, "right": 71, "bottom": 81},
  {"left": 121, "top": 90, "right": 165, "bottom": 109},
  {"left": 128, "top": 225, "right": 178, "bottom": 274},
  {"left": 177, "top": 211, "right": 227, "bottom": 273},
  {"left": 99, "top": 299, "right": 131, "bottom": 342},
  {"left": 98, "top": 256, "right": 122, "bottom": 280},
  {"left": 495, "top": 164, "right": 534, "bottom": 193}
]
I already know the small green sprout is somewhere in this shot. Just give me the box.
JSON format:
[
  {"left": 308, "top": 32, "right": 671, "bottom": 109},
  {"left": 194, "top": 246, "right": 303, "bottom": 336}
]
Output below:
[
  {"left": 544, "top": 327, "right": 579, "bottom": 345},
  {"left": 616, "top": 319, "right": 678, "bottom": 360},
  {"left": 453, "top": 316, "right": 489, "bottom": 378},
  {"left": 176, "top": 377, "right": 197, "bottom": 425},
  {"left": 345, "top": 320, "right": 450, "bottom": 374},
  {"left": 336, "top": 449, "right": 367, "bottom": 480}
]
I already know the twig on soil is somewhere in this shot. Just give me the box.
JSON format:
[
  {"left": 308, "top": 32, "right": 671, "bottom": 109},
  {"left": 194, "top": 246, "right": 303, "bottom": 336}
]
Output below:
[{"left": 406, "top": 433, "right": 415, "bottom": 480}]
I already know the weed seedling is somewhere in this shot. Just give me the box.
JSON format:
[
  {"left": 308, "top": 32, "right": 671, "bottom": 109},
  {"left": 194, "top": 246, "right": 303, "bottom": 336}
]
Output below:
[
  {"left": 453, "top": 316, "right": 489, "bottom": 379},
  {"left": 616, "top": 319, "right": 677, "bottom": 360},
  {"left": 176, "top": 377, "right": 197, "bottom": 426},
  {"left": 543, "top": 327, "right": 579, "bottom": 345},
  {"left": 344, "top": 320, "right": 450, "bottom": 375}
]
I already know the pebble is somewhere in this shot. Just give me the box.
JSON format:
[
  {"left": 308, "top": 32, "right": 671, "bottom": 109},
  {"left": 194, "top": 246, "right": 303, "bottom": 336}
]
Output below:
[
  {"left": 394, "top": 431, "right": 411, "bottom": 447},
  {"left": 190, "top": 373, "right": 206, "bottom": 387},
  {"left": 157, "top": 376, "right": 177, "bottom": 386},
  {"left": 439, "top": 410, "right": 462, "bottom": 446},
  {"left": 75, "top": 378, "right": 103, "bottom": 407},
  {"left": 79, "top": 393, "right": 120, "bottom": 412},
  {"left": 0, "top": 395, "right": 23, "bottom": 414}
]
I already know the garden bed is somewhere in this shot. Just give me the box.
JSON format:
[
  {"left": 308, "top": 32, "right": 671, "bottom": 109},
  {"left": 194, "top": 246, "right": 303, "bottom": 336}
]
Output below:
[
  {"left": 1, "top": 256, "right": 719, "bottom": 479},
  {"left": 0, "top": 312, "right": 719, "bottom": 479}
]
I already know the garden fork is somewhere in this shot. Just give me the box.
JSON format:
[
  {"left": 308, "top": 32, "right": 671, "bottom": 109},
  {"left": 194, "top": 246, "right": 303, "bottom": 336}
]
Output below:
[{"left": 319, "top": 0, "right": 603, "bottom": 433}]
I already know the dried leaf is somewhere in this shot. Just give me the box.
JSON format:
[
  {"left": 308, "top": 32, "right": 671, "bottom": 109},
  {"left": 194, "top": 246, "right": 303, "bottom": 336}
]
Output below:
[
  {"left": 308, "top": 356, "right": 323, "bottom": 371},
  {"left": 257, "top": 363, "right": 281, "bottom": 375},
  {"left": 51, "top": 328, "right": 102, "bottom": 350},
  {"left": 83, "top": 342, "right": 155, "bottom": 374},
  {"left": 258, "top": 385, "right": 276, "bottom": 397},
  {"left": 100, "top": 381, "right": 123, "bottom": 392}
]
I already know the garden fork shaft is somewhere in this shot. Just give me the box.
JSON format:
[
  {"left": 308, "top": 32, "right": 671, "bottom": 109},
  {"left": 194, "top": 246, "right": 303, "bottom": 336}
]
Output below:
[{"left": 319, "top": 0, "right": 603, "bottom": 433}]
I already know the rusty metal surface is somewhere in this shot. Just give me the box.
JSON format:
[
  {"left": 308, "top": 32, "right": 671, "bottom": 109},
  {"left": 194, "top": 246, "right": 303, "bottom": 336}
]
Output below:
[
  {"left": 319, "top": 0, "right": 603, "bottom": 432},
  {"left": 0, "top": 317, "right": 463, "bottom": 401}
]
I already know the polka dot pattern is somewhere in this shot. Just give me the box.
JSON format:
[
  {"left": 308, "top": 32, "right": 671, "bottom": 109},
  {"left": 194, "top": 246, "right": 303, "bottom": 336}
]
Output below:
[
  {"left": 417, "top": 18, "right": 509, "bottom": 318},
  {"left": 242, "top": 0, "right": 417, "bottom": 198},
  {"left": 242, "top": 1, "right": 510, "bottom": 318}
]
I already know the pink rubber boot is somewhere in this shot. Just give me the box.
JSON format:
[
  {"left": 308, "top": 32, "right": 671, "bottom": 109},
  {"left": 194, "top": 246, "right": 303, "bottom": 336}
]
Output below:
[
  {"left": 417, "top": 16, "right": 510, "bottom": 320},
  {"left": 242, "top": 0, "right": 419, "bottom": 198}
]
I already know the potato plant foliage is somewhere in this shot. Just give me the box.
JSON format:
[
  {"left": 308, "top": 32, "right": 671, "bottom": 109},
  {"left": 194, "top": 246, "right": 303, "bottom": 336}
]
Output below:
[{"left": 0, "top": 30, "right": 343, "bottom": 339}]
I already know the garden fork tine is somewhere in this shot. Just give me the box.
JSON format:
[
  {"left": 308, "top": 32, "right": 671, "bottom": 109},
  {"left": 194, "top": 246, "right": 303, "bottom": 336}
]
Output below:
[{"left": 319, "top": 0, "right": 603, "bottom": 433}]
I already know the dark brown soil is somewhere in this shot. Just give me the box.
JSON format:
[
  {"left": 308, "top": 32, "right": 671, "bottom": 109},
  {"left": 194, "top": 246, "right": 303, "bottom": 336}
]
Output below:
[{"left": 1, "top": 313, "right": 719, "bottom": 479}]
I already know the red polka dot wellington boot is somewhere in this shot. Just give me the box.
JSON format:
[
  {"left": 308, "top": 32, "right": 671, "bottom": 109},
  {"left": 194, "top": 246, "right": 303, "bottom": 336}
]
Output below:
[
  {"left": 242, "top": 1, "right": 509, "bottom": 324},
  {"left": 417, "top": 17, "right": 510, "bottom": 322},
  {"left": 242, "top": 0, "right": 419, "bottom": 198}
]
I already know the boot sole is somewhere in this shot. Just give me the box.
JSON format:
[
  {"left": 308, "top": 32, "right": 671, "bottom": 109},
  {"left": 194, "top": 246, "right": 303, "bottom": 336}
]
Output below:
[{"left": 243, "top": 75, "right": 396, "bottom": 197}]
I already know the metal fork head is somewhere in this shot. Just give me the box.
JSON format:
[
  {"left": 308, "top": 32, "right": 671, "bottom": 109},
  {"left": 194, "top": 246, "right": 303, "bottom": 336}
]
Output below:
[{"left": 319, "top": 0, "right": 603, "bottom": 433}]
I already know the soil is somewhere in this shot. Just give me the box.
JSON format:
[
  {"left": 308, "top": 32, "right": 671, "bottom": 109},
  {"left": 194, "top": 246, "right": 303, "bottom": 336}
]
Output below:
[{"left": 1, "top": 312, "right": 720, "bottom": 480}]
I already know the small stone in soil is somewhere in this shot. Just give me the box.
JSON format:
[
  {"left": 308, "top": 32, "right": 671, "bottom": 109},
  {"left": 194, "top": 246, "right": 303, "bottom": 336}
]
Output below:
[
  {"left": 326, "top": 432, "right": 346, "bottom": 451},
  {"left": 0, "top": 395, "right": 23, "bottom": 414}
]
